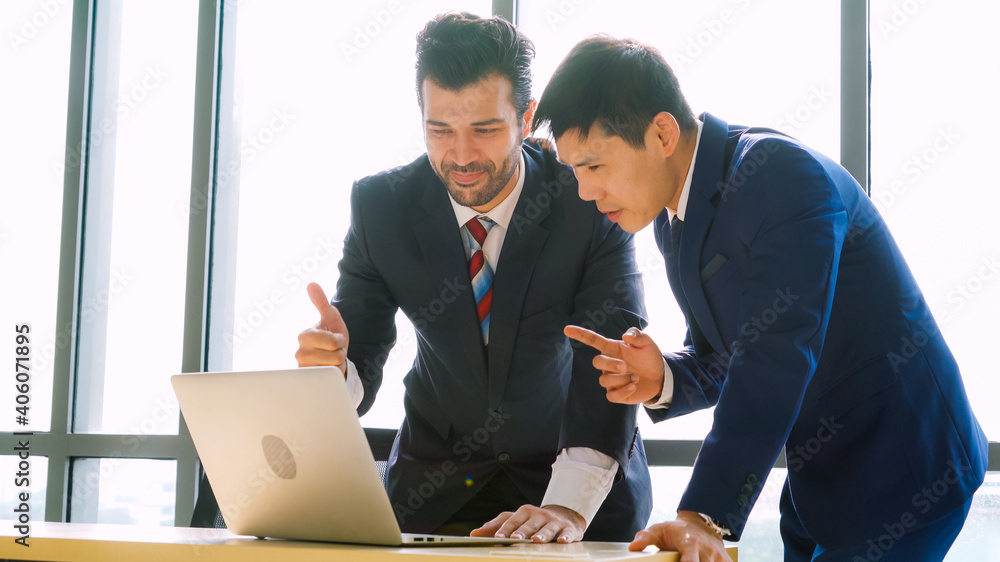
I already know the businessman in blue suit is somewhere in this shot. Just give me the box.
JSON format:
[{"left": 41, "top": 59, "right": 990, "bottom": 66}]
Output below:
[
  {"left": 532, "top": 36, "right": 988, "bottom": 560},
  {"left": 296, "top": 15, "right": 651, "bottom": 543}
]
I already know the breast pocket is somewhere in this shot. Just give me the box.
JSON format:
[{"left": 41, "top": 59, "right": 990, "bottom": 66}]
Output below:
[
  {"left": 702, "top": 254, "right": 740, "bottom": 298},
  {"left": 517, "top": 305, "right": 560, "bottom": 336},
  {"left": 700, "top": 255, "right": 742, "bottom": 346}
]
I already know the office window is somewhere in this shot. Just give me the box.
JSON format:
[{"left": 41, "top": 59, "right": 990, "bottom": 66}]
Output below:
[
  {"left": 948, "top": 473, "right": 1000, "bottom": 557},
  {"left": 72, "top": 0, "right": 199, "bottom": 435},
  {"left": 520, "top": 0, "right": 841, "bottom": 440},
  {"left": 225, "top": 0, "right": 491, "bottom": 429},
  {"left": 0, "top": 0, "right": 74, "bottom": 433},
  {"left": 870, "top": 0, "right": 1000, "bottom": 441},
  {"left": 69, "top": 458, "right": 176, "bottom": 525}
]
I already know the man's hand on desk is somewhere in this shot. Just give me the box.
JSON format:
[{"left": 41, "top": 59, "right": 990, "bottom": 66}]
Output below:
[
  {"left": 295, "top": 283, "right": 350, "bottom": 375},
  {"left": 564, "top": 326, "right": 665, "bottom": 404},
  {"left": 470, "top": 504, "right": 586, "bottom": 544},
  {"left": 629, "top": 511, "right": 730, "bottom": 560}
]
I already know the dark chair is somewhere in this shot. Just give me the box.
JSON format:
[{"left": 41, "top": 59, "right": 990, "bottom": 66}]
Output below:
[
  {"left": 364, "top": 427, "right": 398, "bottom": 486},
  {"left": 190, "top": 427, "right": 398, "bottom": 528}
]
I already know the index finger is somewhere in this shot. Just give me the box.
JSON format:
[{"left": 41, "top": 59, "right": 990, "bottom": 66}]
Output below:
[
  {"left": 564, "top": 325, "right": 616, "bottom": 356},
  {"left": 471, "top": 510, "right": 517, "bottom": 538}
]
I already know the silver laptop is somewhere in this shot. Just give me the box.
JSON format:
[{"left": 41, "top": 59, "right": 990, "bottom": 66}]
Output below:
[{"left": 171, "top": 366, "right": 530, "bottom": 547}]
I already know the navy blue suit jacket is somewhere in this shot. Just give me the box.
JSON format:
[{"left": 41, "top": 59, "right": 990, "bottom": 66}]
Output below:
[
  {"left": 334, "top": 140, "right": 653, "bottom": 540},
  {"left": 648, "top": 113, "right": 987, "bottom": 547}
]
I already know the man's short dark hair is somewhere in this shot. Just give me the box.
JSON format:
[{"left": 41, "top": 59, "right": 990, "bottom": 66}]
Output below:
[
  {"left": 533, "top": 35, "right": 696, "bottom": 149},
  {"left": 415, "top": 12, "right": 535, "bottom": 118}
]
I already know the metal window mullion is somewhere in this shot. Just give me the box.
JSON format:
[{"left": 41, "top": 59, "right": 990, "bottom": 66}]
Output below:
[
  {"left": 46, "top": 0, "right": 97, "bottom": 523},
  {"left": 173, "top": 0, "right": 227, "bottom": 528},
  {"left": 493, "top": 0, "right": 516, "bottom": 23},
  {"left": 643, "top": 439, "right": 1000, "bottom": 471},
  {"left": 841, "top": 0, "right": 870, "bottom": 191},
  {"left": 206, "top": 0, "right": 242, "bottom": 377},
  {"left": 8, "top": 431, "right": 992, "bottom": 472},
  {"left": 2, "top": 433, "right": 193, "bottom": 459},
  {"left": 642, "top": 440, "right": 790, "bottom": 469},
  {"left": 63, "top": 0, "right": 128, "bottom": 524}
]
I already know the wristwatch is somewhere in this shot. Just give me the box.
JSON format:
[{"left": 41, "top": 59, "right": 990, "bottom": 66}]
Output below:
[{"left": 697, "top": 513, "right": 731, "bottom": 540}]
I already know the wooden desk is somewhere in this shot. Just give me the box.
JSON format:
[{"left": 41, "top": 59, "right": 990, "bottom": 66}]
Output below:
[{"left": 1, "top": 522, "right": 737, "bottom": 561}]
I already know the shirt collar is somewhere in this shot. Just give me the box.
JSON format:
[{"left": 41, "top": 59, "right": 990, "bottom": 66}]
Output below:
[
  {"left": 449, "top": 152, "right": 526, "bottom": 230},
  {"left": 670, "top": 119, "right": 704, "bottom": 222}
]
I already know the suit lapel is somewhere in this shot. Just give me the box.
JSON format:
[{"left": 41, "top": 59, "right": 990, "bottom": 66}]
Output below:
[
  {"left": 678, "top": 113, "right": 729, "bottom": 354},
  {"left": 413, "top": 171, "right": 488, "bottom": 378},
  {"left": 657, "top": 210, "right": 688, "bottom": 315},
  {"left": 487, "top": 151, "right": 550, "bottom": 409}
]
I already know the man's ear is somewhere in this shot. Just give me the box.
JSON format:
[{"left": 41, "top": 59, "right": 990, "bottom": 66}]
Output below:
[
  {"left": 650, "top": 111, "right": 681, "bottom": 158},
  {"left": 522, "top": 99, "right": 538, "bottom": 137}
]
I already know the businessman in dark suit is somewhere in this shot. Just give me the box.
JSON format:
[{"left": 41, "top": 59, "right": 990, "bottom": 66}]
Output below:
[
  {"left": 532, "top": 36, "right": 988, "bottom": 560},
  {"left": 295, "top": 15, "right": 651, "bottom": 543}
]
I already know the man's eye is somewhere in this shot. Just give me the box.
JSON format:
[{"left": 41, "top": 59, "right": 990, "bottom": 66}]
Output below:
[
  {"left": 588, "top": 165, "right": 600, "bottom": 172},
  {"left": 476, "top": 128, "right": 499, "bottom": 134},
  {"left": 430, "top": 129, "right": 451, "bottom": 135}
]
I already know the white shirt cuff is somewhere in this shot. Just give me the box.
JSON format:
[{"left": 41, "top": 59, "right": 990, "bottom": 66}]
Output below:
[
  {"left": 644, "top": 357, "right": 674, "bottom": 409},
  {"left": 540, "top": 447, "right": 618, "bottom": 529},
  {"left": 344, "top": 359, "right": 364, "bottom": 409}
]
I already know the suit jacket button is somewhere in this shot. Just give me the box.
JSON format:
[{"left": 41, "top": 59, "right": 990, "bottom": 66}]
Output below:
[
  {"left": 737, "top": 495, "right": 749, "bottom": 508},
  {"left": 498, "top": 452, "right": 510, "bottom": 464},
  {"left": 747, "top": 473, "right": 759, "bottom": 486},
  {"left": 741, "top": 484, "right": 753, "bottom": 495}
]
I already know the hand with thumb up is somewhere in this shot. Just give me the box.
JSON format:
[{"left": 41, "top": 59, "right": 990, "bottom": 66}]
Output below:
[{"left": 295, "top": 283, "right": 350, "bottom": 378}]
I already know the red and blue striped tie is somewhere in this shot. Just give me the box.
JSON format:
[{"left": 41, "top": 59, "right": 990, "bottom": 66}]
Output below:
[{"left": 464, "top": 216, "right": 495, "bottom": 347}]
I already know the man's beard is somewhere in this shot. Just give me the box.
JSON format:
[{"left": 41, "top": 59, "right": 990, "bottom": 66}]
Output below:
[{"left": 436, "top": 141, "right": 521, "bottom": 208}]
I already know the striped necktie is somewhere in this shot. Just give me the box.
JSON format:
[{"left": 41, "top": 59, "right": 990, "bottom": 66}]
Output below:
[{"left": 464, "top": 216, "right": 496, "bottom": 346}]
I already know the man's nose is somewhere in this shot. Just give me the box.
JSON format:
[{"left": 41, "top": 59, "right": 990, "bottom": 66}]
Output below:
[
  {"left": 576, "top": 175, "right": 601, "bottom": 202},
  {"left": 450, "top": 133, "right": 479, "bottom": 167}
]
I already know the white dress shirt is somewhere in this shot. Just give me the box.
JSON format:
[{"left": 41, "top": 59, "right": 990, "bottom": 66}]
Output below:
[{"left": 343, "top": 152, "right": 617, "bottom": 528}]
